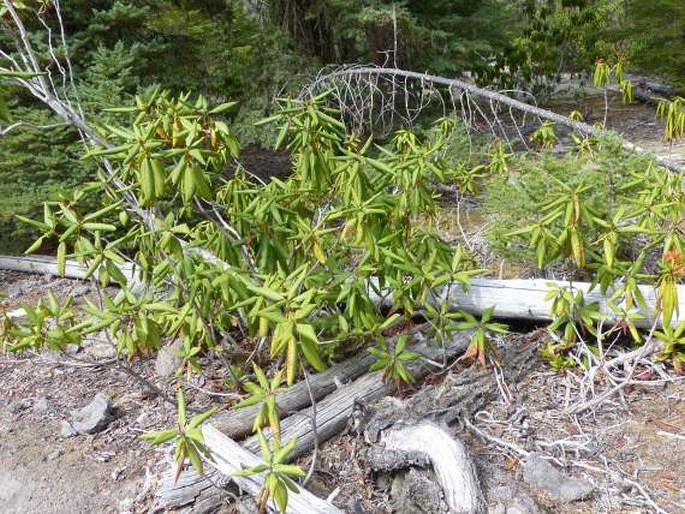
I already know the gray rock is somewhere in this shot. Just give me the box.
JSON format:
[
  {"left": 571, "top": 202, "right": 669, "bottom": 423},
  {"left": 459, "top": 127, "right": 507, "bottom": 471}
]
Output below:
[
  {"left": 60, "top": 422, "right": 77, "bottom": 438},
  {"left": 71, "top": 285, "right": 90, "bottom": 297},
  {"left": 33, "top": 397, "right": 49, "bottom": 413},
  {"left": 488, "top": 485, "right": 542, "bottom": 514},
  {"left": 5, "top": 282, "right": 29, "bottom": 298},
  {"left": 59, "top": 393, "right": 113, "bottom": 438},
  {"left": 523, "top": 453, "right": 593, "bottom": 502},
  {"left": 84, "top": 341, "right": 117, "bottom": 360},
  {"left": 155, "top": 339, "right": 183, "bottom": 377},
  {"left": 82, "top": 331, "right": 117, "bottom": 360},
  {"left": 46, "top": 449, "right": 63, "bottom": 461},
  {"left": 7, "top": 398, "right": 33, "bottom": 414},
  {"left": 64, "top": 343, "right": 81, "bottom": 355}
]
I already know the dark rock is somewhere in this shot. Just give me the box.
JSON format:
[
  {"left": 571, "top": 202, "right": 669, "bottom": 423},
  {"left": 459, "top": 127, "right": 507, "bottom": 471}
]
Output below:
[
  {"left": 523, "top": 453, "right": 593, "bottom": 502},
  {"left": 484, "top": 465, "right": 543, "bottom": 514},
  {"left": 390, "top": 468, "right": 449, "bottom": 514},
  {"left": 59, "top": 393, "right": 113, "bottom": 438}
]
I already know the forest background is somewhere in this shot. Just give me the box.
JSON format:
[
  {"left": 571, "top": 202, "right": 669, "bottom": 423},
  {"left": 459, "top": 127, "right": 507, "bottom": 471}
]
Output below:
[{"left": 0, "top": 0, "right": 683, "bottom": 254}]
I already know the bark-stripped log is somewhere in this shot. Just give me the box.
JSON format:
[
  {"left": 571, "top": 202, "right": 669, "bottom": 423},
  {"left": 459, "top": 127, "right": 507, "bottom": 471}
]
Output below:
[
  {"left": 3, "top": 255, "right": 679, "bottom": 329},
  {"left": 370, "top": 277, "right": 685, "bottom": 329},
  {"left": 212, "top": 349, "right": 378, "bottom": 438},
  {"left": 0, "top": 255, "right": 137, "bottom": 285},
  {"left": 306, "top": 66, "right": 683, "bottom": 172},
  {"left": 156, "top": 331, "right": 473, "bottom": 511},
  {"left": 202, "top": 425, "right": 344, "bottom": 514},
  {"left": 371, "top": 421, "right": 486, "bottom": 514}
]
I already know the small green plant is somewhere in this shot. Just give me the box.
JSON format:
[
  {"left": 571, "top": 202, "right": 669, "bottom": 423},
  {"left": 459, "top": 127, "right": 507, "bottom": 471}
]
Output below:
[
  {"left": 593, "top": 54, "right": 633, "bottom": 103},
  {"left": 657, "top": 250, "right": 684, "bottom": 328},
  {"left": 654, "top": 321, "right": 685, "bottom": 373},
  {"left": 593, "top": 53, "right": 634, "bottom": 127},
  {"left": 509, "top": 177, "right": 596, "bottom": 269},
  {"left": 7, "top": 292, "right": 80, "bottom": 352},
  {"left": 235, "top": 364, "right": 286, "bottom": 440},
  {"left": 546, "top": 284, "right": 601, "bottom": 345},
  {"left": 368, "top": 334, "right": 421, "bottom": 384},
  {"left": 486, "top": 140, "right": 512, "bottom": 174},
  {"left": 455, "top": 306, "right": 508, "bottom": 367},
  {"left": 530, "top": 121, "right": 557, "bottom": 148},
  {"left": 140, "top": 389, "right": 218, "bottom": 481},
  {"left": 541, "top": 284, "right": 601, "bottom": 371},
  {"left": 235, "top": 431, "right": 305, "bottom": 513}
]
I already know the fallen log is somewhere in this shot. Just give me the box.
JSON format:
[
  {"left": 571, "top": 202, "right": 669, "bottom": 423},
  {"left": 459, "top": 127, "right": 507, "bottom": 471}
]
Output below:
[
  {"left": 305, "top": 66, "right": 684, "bottom": 172},
  {"left": 368, "top": 421, "right": 486, "bottom": 514},
  {"left": 211, "top": 349, "right": 378, "bottom": 438},
  {"left": 3, "top": 255, "right": 681, "bottom": 328},
  {"left": 202, "top": 424, "right": 344, "bottom": 514},
  {"left": 241, "top": 330, "right": 474, "bottom": 460},
  {"left": 372, "top": 277, "right": 685, "bottom": 329},
  {"left": 0, "top": 254, "right": 136, "bottom": 284},
  {"left": 156, "top": 330, "right": 473, "bottom": 511}
]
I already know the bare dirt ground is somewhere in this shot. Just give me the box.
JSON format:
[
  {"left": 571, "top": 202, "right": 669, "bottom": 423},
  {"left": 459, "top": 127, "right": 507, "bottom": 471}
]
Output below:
[{"left": 0, "top": 270, "right": 176, "bottom": 514}]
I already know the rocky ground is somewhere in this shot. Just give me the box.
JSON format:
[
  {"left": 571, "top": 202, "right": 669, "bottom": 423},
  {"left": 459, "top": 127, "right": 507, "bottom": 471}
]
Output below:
[{"left": 2, "top": 269, "right": 684, "bottom": 514}]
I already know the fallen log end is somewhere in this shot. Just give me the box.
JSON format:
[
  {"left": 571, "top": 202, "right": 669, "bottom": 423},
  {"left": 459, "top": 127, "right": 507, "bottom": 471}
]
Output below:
[{"left": 368, "top": 419, "right": 486, "bottom": 514}]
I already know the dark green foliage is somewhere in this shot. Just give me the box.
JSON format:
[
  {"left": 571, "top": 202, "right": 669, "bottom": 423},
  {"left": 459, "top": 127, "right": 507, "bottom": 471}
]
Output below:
[
  {"left": 266, "top": 0, "right": 517, "bottom": 76},
  {"left": 0, "top": 106, "right": 94, "bottom": 254},
  {"left": 618, "top": 0, "right": 685, "bottom": 89}
]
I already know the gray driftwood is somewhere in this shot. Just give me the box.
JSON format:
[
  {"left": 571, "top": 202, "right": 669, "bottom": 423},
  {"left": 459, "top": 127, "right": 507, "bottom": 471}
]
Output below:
[
  {"left": 3, "top": 254, "right": 681, "bottom": 328},
  {"left": 370, "top": 421, "right": 486, "bottom": 514},
  {"left": 202, "top": 424, "right": 344, "bottom": 514},
  {"left": 360, "top": 336, "right": 539, "bottom": 514},
  {"left": 156, "top": 330, "right": 473, "bottom": 511}
]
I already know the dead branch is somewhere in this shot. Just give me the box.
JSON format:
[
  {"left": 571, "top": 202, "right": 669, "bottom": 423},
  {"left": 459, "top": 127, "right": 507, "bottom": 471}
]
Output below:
[{"left": 302, "top": 65, "right": 682, "bottom": 172}]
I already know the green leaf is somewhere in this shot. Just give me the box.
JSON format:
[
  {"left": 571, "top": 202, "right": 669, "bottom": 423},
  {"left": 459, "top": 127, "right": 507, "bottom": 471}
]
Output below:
[
  {"left": 209, "top": 102, "right": 238, "bottom": 114},
  {"left": 274, "top": 464, "right": 306, "bottom": 477},
  {"left": 177, "top": 389, "right": 187, "bottom": 427},
  {"left": 56, "top": 242, "right": 67, "bottom": 276},
  {"left": 189, "top": 407, "right": 218, "bottom": 429},
  {"left": 273, "top": 480, "right": 288, "bottom": 513},
  {"left": 140, "top": 428, "right": 178, "bottom": 446},
  {"left": 185, "top": 439, "right": 204, "bottom": 475}
]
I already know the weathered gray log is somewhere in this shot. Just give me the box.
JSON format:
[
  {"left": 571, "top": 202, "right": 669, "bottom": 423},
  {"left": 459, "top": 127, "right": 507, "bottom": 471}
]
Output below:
[
  {"left": 0, "top": 254, "right": 137, "bottom": 285},
  {"left": 202, "top": 424, "right": 344, "bottom": 514},
  {"left": 212, "top": 349, "right": 378, "bottom": 438},
  {"left": 442, "top": 278, "right": 685, "bottom": 328},
  {"left": 370, "top": 277, "right": 685, "bottom": 329},
  {"left": 4, "top": 255, "right": 680, "bottom": 329},
  {"left": 156, "top": 331, "right": 473, "bottom": 511},
  {"left": 307, "top": 67, "right": 683, "bottom": 172},
  {"left": 371, "top": 421, "right": 486, "bottom": 514},
  {"left": 242, "top": 330, "right": 473, "bottom": 460}
]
